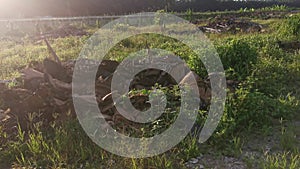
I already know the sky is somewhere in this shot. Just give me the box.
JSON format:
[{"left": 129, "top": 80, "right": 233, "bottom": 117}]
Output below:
[{"left": 0, "top": 0, "right": 38, "bottom": 18}]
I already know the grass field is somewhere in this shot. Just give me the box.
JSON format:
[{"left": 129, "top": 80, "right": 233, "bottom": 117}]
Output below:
[{"left": 0, "top": 9, "right": 300, "bottom": 169}]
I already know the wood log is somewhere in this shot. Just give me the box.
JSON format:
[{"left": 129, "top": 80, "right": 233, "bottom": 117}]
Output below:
[
  {"left": 180, "top": 71, "right": 211, "bottom": 105},
  {"left": 44, "top": 58, "right": 72, "bottom": 83},
  {"left": 21, "top": 68, "right": 44, "bottom": 80},
  {"left": 21, "top": 68, "right": 44, "bottom": 90},
  {"left": 44, "top": 38, "right": 61, "bottom": 65},
  {"left": 45, "top": 73, "right": 72, "bottom": 92},
  {"left": 0, "top": 109, "right": 11, "bottom": 122},
  {"left": 203, "top": 27, "right": 222, "bottom": 33}
]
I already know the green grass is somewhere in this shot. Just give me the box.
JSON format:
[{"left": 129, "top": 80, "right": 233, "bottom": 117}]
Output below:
[
  {"left": 1, "top": 11, "right": 300, "bottom": 168},
  {"left": 1, "top": 119, "right": 203, "bottom": 169},
  {"left": 262, "top": 152, "right": 299, "bottom": 169}
]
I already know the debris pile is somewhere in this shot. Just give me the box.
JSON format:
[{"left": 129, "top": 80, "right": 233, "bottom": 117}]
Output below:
[
  {"left": 0, "top": 40, "right": 213, "bottom": 136},
  {"left": 277, "top": 41, "right": 300, "bottom": 51},
  {"left": 199, "top": 18, "right": 263, "bottom": 33},
  {"left": 39, "top": 25, "right": 88, "bottom": 39}
]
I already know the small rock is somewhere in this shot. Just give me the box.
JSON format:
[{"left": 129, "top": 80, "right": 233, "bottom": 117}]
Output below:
[
  {"left": 190, "top": 158, "right": 199, "bottom": 164},
  {"left": 294, "top": 121, "right": 300, "bottom": 126},
  {"left": 197, "top": 154, "right": 203, "bottom": 159}
]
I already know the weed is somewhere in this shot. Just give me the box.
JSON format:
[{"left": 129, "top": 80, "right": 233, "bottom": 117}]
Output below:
[
  {"left": 262, "top": 152, "right": 300, "bottom": 169},
  {"left": 216, "top": 38, "right": 258, "bottom": 80},
  {"left": 278, "top": 13, "right": 300, "bottom": 40},
  {"left": 279, "top": 120, "right": 299, "bottom": 153}
]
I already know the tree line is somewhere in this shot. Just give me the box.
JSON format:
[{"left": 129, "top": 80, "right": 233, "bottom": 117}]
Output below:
[{"left": 0, "top": 0, "right": 299, "bottom": 18}]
